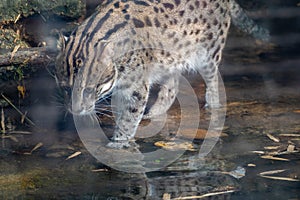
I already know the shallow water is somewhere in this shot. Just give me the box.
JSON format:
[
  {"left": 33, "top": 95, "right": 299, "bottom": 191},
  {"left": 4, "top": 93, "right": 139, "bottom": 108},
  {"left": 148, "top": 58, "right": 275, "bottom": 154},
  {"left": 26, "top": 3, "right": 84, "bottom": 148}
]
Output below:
[{"left": 1, "top": 1, "right": 300, "bottom": 199}]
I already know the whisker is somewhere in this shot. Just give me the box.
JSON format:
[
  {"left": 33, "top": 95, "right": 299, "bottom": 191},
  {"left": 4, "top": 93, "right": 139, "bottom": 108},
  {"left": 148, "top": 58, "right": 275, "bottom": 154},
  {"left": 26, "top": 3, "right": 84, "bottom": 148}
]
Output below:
[
  {"left": 50, "top": 95, "right": 66, "bottom": 107},
  {"left": 51, "top": 94, "right": 64, "bottom": 102},
  {"left": 95, "top": 101, "right": 119, "bottom": 108},
  {"left": 96, "top": 113, "right": 114, "bottom": 120},
  {"left": 96, "top": 93, "right": 113, "bottom": 104},
  {"left": 58, "top": 109, "right": 67, "bottom": 115},
  {"left": 94, "top": 108, "right": 120, "bottom": 115},
  {"left": 91, "top": 114, "right": 98, "bottom": 126},
  {"left": 94, "top": 113, "right": 102, "bottom": 123},
  {"left": 50, "top": 98, "right": 62, "bottom": 103},
  {"left": 97, "top": 93, "right": 111, "bottom": 100},
  {"left": 95, "top": 104, "right": 113, "bottom": 108},
  {"left": 54, "top": 105, "right": 65, "bottom": 109},
  {"left": 95, "top": 111, "right": 105, "bottom": 124},
  {"left": 95, "top": 110, "right": 115, "bottom": 119},
  {"left": 96, "top": 98, "right": 109, "bottom": 105},
  {"left": 95, "top": 109, "right": 112, "bottom": 114},
  {"left": 94, "top": 105, "right": 112, "bottom": 110},
  {"left": 64, "top": 110, "right": 69, "bottom": 120},
  {"left": 49, "top": 100, "right": 63, "bottom": 106}
]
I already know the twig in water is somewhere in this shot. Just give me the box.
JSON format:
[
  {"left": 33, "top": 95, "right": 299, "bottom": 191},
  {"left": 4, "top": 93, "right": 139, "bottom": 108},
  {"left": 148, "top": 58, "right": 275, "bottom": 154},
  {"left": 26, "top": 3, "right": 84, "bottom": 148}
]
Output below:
[
  {"left": 1, "top": 107, "right": 6, "bottom": 147},
  {"left": 260, "top": 175, "right": 300, "bottom": 182},
  {"left": 1, "top": 108, "right": 5, "bottom": 134},
  {"left": 1, "top": 93, "right": 35, "bottom": 126},
  {"left": 172, "top": 190, "right": 236, "bottom": 200},
  {"left": 66, "top": 151, "right": 82, "bottom": 160}
]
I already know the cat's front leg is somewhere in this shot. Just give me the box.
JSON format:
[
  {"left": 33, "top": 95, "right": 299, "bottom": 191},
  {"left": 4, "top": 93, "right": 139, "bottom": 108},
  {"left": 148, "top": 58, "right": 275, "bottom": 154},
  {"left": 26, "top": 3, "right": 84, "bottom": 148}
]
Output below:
[{"left": 107, "top": 79, "right": 150, "bottom": 148}]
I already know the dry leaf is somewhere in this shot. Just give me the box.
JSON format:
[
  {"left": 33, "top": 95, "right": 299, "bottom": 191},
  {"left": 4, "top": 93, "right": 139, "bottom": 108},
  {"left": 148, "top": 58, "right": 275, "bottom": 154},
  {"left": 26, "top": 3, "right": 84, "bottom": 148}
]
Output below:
[
  {"left": 2, "top": 135, "right": 19, "bottom": 142},
  {"left": 9, "top": 131, "right": 32, "bottom": 135},
  {"left": 1, "top": 108, "right": 5, "bottom": 134},
  {"left": 91, "top": 168, "right": 109, "bottom": 172},
  {"left": 251, "top": 151, "right": 265, "bottom": 154},
  {"left": 275, "top": 150, "right": 299, "bottom": 155},
  {"left": 225, "top": 166, "right": 246, "bottom": 179},
  {"left": 66, "top": 151, "right": 82, "bottom": 160},
  {"left": 172, "top": 190, "right": 235, "bottom": 200},
  {"left": 17, "top": 85, "right": 26, "bottom": 99},
  {"left": 268, "top": 150, "right": 282, "bottom": 156},
  {"left": 260, "top": 175, "right": 300, "bottom": 182},
  {"left": 180, "top": 128, "right": 227, "bottom": 140},
  {"left": 14, "top": 14, "right": 21, "bottom": 23},
  {"left": 227, "top": 101, "right": 257, "bottom": 107},
  {"left": 31, "top": 142, "right": 43, "bottom": 153},
  {"left": 163, "top": 193, "right": 171, "bottom": 200},
  {"left": 287, "top": 144, "right": 295, "bottom": 152},
  {"left": 264, "top": 146, "right": 280, "bottom": 150},
  {"left": 261, "top": 155, "right": 289, "bottom": 161},
  {"left": 266, "top": 133, "right": 280, "bottom": 143},
  {"left": 10, "top": 44, "right": 21, "bottom": 60},
  {"left": 279, "top": 133, "right": 300, "bottom": 137},
  {"left": 21, "top": 111, "right": 28, "bottom": 124},
  {"left": 9, "top": 135, "right": 19, "bottom": 142},
  {"left": 154, "top": 141, "right": 197, "bottom": 151},
  {"left": 259, "top": 169, "right": 286, "bottom": 176},
  {"left": 23, "top": 142, "right": 43, "bottom": 155}
]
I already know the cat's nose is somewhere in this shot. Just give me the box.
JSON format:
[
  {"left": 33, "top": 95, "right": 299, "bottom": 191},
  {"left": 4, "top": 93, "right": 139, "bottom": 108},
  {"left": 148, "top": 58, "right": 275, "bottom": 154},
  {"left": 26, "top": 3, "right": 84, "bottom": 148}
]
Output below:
[{"left": 70, "top": 100, "right": 95, "bottom": 115}]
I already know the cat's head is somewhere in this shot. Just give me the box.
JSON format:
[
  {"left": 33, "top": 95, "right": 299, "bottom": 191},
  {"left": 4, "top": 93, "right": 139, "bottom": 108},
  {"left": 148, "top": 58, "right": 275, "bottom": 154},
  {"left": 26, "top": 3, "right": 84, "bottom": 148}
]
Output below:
[{"left": 55, "top": 32, "right": 117, "bottom": 115}]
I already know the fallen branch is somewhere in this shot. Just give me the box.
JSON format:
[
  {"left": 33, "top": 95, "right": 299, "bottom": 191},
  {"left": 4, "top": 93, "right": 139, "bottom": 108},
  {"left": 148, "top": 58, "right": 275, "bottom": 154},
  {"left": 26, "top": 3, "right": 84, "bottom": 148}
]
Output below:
[{"left": 0, "top": 47, "right": 57, "bottom": 67}]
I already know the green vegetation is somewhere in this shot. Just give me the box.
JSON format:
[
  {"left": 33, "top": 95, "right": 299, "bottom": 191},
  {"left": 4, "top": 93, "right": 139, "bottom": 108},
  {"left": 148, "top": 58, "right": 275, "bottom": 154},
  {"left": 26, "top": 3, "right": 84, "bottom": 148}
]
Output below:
[{"left": 0, "top": 0, "right": 85, "bottom": 23}]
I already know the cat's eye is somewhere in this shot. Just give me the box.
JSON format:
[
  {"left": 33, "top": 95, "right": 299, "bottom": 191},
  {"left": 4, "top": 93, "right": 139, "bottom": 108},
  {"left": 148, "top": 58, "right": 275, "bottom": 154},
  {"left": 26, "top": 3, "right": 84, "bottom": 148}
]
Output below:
[{"left": 83, "top": 87, "right": 94, "bottom": 95}]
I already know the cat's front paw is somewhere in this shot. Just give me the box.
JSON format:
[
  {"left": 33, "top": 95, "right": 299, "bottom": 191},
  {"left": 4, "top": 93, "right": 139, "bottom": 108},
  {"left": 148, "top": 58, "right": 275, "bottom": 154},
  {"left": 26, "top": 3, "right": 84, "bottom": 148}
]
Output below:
[
  {"left": 205, "top": 91, "right": 222, "bottom": 109},
  {"left": 106, "top": 141, "right": 130, "bottom": 149},
  {"left": 143, "top": 111, "right": 158, "bottom": 119},
  {"left": 204, "top": 102, "right": 222, "bottom": 109}
]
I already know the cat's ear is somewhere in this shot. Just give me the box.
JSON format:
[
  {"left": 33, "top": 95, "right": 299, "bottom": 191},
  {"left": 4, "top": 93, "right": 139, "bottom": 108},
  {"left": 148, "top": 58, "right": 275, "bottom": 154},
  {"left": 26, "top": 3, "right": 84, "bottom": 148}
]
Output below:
[{"left": 56, "top": 31, "right": 68, "bottom": 52}]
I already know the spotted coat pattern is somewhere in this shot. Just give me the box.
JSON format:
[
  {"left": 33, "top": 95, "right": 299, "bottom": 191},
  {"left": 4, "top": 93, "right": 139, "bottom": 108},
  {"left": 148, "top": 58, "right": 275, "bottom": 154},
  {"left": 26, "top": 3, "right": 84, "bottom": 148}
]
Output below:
[{"left": 56, "top": 0, "right": 269, "bottom": 146}]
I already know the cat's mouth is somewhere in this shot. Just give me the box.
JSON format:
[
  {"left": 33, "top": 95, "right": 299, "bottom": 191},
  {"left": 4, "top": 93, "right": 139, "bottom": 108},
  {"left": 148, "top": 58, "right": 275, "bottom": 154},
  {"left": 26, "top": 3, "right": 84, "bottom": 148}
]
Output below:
[{"left": 69, "top": 102, "right": 95, "bottom": 116}]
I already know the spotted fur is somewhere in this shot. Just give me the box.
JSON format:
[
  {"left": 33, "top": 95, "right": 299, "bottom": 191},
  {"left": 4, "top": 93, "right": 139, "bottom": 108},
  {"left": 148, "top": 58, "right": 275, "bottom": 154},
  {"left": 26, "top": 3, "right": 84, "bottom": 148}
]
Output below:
[{"left": 56, "top": 0, "right": 269, "bottom": 147}]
